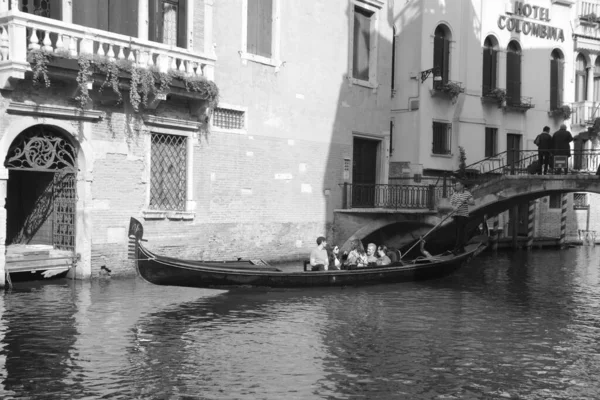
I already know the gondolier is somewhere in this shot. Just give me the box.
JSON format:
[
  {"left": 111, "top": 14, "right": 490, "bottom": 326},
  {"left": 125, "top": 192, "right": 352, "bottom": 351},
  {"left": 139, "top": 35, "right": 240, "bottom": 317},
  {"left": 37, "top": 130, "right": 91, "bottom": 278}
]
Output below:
[{"left": 450, "top": 181, "right": 475, "bottom": 255}]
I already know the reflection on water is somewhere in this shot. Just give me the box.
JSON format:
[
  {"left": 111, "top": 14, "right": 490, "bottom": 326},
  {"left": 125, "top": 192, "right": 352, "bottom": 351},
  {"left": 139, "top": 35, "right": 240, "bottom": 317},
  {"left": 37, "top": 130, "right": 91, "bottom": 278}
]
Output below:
[{"left": 0, "top": 247, "right": 600, "bottom": 399}]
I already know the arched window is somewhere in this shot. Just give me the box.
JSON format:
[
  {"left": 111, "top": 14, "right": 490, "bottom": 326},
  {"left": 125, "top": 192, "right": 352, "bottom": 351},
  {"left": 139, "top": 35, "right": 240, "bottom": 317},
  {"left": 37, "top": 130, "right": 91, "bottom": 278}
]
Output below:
[
  {"left": 550, "top": 49, "right": 564, "bottom": 110},
  {"left": 506, "top": 41, "right": 521, "bottom": 106},
  {"left": 575, "top": 54, "right": 588, "bottom": 102},
  {"left": 433, "top": 25, "right": 450, "bottom": 85},
  {"left": 482, "top": 36, "right": 498, "bottom": 95}
]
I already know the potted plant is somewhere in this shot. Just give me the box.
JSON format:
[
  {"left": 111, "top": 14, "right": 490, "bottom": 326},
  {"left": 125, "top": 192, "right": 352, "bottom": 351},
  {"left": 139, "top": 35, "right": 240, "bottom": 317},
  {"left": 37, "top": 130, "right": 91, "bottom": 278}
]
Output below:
[
  {"left": 550, "top": 105, "right": 572, "bottom": 120},
  {"left": 434, "top": 81, "right": 465, "bottom": 103},
  {"left": 484, "top": 88, "right": 507, "bottom": 107}
]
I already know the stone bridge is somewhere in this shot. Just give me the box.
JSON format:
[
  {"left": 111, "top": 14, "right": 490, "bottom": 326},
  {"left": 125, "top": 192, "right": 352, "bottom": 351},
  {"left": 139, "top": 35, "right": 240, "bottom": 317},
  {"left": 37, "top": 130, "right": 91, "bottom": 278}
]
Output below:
[{"left": 333, "top": 175, "right": 600, "bottom": 250}]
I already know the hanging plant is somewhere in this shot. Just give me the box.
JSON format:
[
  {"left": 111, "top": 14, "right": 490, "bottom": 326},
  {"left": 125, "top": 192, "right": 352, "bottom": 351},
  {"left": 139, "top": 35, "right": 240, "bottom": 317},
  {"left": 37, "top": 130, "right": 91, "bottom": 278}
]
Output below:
[
  {"left": 96, "top": 58, "right": 123, "bottom": 104},
  {"left": 75, "top": 54, "right": 93, "bottom": 108},
  {"left": 550, "top": 105, "right": 572, "bottom": 120},
  {"left": 435, "top": 81, "right": 464, "bottom": 104},
  {"left": 29, "top": 49, "right": 52, "bottom": 88},
  {"left": 485, "top": 88, "right": 507, "bottom": 107},
  {"left": 129, "top": 65, "right": 142, "bottom": 112}
]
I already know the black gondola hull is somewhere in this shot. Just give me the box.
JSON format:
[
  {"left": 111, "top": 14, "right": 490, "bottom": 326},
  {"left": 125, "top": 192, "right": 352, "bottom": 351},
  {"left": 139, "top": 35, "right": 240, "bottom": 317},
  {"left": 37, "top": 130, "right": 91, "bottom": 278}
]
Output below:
[{"left": 130, "top": 218, "right": 488, "bottom": 289}]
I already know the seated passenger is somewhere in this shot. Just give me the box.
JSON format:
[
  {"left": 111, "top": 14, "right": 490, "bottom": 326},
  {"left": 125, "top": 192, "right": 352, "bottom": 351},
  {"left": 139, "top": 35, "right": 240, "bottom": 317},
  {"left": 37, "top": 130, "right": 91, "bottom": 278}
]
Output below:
[
  {"left": 345, "top": 239, "right": 368, "bottom": 269},
  {"left": 366, "top": 243, "right": 378, "bottom": 265},
  {"left": 328, "top": 245, "right": 342, "bottom": 270},
  {"left": 309, "top": 236, "right": 329, "bottom": 271},
  {"left": 376, "top": 245, "right": 392, "bottom": 266}
]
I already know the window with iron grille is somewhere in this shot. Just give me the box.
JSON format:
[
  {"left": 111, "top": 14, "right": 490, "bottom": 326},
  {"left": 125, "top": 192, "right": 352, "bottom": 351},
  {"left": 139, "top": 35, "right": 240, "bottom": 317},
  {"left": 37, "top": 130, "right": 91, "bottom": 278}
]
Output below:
[
  {"left": 150, "top": 133, "right": 187, "bottom": 211},
  {"left": 213, "top": 108, "right": 246, "bottom": 130},
  {"left": 485, "top": 127, "right": 498, "bottom": 158},
  {"left": 549, "top": 193, "right": 562, "bottom": 209},
  {"left": 432, "top": 121, "right": 451, "bottom": 155},
  {"left": 573, "top": 193, "right": 589, "bottom": 209}
]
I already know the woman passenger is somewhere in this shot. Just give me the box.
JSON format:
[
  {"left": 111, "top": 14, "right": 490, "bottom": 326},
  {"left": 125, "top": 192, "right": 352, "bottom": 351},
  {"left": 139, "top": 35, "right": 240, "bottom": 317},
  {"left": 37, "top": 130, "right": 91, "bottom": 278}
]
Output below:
[
  {"left": 328, "top": 245, "right": 342, "bottom": 270},
  {"left": 345, "top": 239, "right": 368, "bottom": 269}
]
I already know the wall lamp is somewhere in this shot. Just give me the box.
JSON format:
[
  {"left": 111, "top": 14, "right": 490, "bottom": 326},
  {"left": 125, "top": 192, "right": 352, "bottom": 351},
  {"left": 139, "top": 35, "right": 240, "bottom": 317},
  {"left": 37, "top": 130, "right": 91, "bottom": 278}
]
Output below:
[{"left": 420, "top": 67, "right": 442, "bottom": 84}]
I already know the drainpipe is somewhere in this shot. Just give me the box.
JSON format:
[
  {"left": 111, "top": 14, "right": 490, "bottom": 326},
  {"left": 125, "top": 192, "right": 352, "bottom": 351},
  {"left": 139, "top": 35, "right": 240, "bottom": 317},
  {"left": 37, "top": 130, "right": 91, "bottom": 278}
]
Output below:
[{"left": 0, "top": 168, "right": 7, "bottom": 288}]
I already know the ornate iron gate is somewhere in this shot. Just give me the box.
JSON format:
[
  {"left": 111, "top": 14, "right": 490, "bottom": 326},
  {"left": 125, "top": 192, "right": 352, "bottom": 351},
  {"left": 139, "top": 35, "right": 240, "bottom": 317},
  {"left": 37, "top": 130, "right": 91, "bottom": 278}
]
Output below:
[{"left": 5, "top": 127, "right": 77, "bottom": 252}]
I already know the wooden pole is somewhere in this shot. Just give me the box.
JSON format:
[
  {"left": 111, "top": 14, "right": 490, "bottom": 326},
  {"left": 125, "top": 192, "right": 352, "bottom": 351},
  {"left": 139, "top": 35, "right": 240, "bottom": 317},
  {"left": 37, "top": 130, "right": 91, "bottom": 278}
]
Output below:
[
  {"left": 511, "top": 206, "right": 519, "bottom": 249},
  {"left": 492, "top": 214, "right": 499, "bottom": 251},
  {"left": 526, "top": 200, "right": 535, "bottom": 250},
  {"left": 559, "top": 193, "right": 568, "bottom": 249}
]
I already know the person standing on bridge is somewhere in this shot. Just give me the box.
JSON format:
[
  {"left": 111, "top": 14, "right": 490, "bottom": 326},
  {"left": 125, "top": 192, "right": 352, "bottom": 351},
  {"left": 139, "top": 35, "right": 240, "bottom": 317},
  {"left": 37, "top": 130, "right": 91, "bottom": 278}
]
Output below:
[
  {"left": 552, "top": 124, "right": 574, "bottom": 174},
  {"left": 450, "top": 181, "right": 475, "bottom": 255},
  {"left": 534, "top": 126, "right": 553, "bottom": 175}
]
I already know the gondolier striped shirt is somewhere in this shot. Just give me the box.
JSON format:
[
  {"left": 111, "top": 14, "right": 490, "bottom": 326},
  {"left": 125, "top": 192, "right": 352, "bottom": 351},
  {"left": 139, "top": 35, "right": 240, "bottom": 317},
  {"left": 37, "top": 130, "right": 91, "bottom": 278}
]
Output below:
[{"left": 450, "top": 190, "right": 473, "bottom": 217}]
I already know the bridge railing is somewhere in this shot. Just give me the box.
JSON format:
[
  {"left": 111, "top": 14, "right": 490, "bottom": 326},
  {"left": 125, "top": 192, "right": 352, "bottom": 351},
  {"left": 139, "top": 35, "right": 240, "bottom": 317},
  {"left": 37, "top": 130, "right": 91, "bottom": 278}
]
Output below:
[
  {"left": 463, "top": 149, "right": 600, "bottom": 178},
  {"left": 341, "top": 177, "right": 456, "bottom": 210}
]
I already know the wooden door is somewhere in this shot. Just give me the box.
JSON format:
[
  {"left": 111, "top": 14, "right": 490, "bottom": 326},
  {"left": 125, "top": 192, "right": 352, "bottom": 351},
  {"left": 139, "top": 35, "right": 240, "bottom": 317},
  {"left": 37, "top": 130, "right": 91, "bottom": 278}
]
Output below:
[
  {"left": 352, "top": 138, "right": 379, "bottom": 207},
  {"left": 507, "top": 134, "right": 521, "bottom": 172}
]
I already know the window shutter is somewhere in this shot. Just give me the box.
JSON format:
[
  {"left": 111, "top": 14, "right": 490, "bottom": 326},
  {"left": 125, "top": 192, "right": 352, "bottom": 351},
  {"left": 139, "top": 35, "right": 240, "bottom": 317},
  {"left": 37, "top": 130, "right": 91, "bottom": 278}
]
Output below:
[
  {"left": 246, "top": 0, "right": 259, "bottom": 55},
  {"left": 442, "top": 38, "right": 450, "bottom": 83},
  {"left": 482, "top": 48, "right": 492, "bottom": 94},
  {"left": 506, "top": 52, "right": 521, "bottom": 105},
  {"left": 177, "top": 0, "right": 187, "bottom": 48},
  {"left": 257, "top": 0, "right": 273, "bottom": 57},
  {"left": 557, "top": 60, "right": 564, "bottom": 107},
  {"left": 491, "top": 50, "right": 497, "bottom": 89},
  {"left": 149, "top": 0, "right": 160, "bottom": 42},
  {"left": 550, "top": 59, "right": 558, "bottom": 110}
]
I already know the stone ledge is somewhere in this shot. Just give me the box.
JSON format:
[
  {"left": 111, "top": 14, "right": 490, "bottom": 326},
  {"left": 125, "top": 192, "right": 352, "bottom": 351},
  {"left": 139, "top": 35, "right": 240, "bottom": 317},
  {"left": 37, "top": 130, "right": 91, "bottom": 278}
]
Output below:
[
  {"left": 7, "top": 102, "right": 104, "bottom": 121},
  {"left": 143, "top": 115, "right": 201, "bottom": 131},
  {"left": 141, "top": 210, "right": 196, "bottom": 221}
]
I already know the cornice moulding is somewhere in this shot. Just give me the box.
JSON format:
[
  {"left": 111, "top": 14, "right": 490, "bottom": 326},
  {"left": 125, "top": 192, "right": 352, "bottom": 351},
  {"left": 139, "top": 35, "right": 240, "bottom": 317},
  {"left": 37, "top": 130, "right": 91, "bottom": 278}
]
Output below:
[{"left": 7, "top": 102, "right": 104, "bottom": 121}]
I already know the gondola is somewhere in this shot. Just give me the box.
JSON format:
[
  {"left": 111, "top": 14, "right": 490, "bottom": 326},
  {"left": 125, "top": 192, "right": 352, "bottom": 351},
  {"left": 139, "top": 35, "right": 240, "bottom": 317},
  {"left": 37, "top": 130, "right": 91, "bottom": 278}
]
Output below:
[{"left": 128, "top": 217, "right": 489, "bottom": 289}]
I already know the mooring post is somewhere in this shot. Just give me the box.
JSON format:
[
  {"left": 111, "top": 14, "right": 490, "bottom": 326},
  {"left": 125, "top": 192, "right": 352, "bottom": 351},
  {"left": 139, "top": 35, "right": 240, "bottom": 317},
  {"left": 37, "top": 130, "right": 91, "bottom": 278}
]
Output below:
[
  {"left": 559, "top": 193, "right": 568, "bottom": 249},
  {"left": 526, "top": 200, "right": 535, "bottom": 250},
  {"left": 511, "top": 206, "right": 519, "bottom": 249},
  {"left": 492, "top": 215, "right": 499, "bottom": 251}
]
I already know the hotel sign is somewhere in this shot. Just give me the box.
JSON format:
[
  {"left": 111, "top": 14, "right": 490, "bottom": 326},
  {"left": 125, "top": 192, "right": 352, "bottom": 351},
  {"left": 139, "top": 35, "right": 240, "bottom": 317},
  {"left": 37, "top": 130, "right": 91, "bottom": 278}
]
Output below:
[{"left": 498, "top": 2, "right": 565, "bottom": 42}]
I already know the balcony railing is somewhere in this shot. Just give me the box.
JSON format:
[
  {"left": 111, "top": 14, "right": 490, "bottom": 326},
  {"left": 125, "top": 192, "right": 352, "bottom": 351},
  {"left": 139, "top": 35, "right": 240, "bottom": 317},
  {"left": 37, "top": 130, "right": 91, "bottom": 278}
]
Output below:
[
  {"left": 341, "top": 177, "right": 457, "bottom": 210},
  {"left": 579, "top": 1, "right": 600, "bottom": 20},
  {"left": 572, "top": 101, "right": 599, "bottom": 126},
  {"left": 0, "top": 11, "right": 215, "bottom": 88},
  {"left": 505, "top": 96, "right": 534, "bottom": 111}
]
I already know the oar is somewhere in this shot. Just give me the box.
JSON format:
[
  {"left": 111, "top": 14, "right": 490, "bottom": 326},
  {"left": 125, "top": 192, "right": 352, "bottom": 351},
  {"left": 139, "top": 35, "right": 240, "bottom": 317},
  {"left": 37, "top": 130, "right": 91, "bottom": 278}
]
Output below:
[{"left": 399, "top": 199, "right": 467, "bottom": 260}]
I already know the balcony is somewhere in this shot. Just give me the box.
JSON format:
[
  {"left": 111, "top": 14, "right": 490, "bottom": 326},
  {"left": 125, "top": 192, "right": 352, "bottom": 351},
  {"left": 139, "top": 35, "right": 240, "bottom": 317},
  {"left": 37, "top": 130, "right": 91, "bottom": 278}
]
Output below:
[
  {"left": 571, "top": 101, "right": 600, "bottom": 126},
  {"left": 0, "top": 10, "right": 216, "bottom": 102},
  {"left": 504, "top": 96, "right": 534, "bottom": 112},
  {"left": 579, "top": 1, "right": 600, "bottom": 22}
]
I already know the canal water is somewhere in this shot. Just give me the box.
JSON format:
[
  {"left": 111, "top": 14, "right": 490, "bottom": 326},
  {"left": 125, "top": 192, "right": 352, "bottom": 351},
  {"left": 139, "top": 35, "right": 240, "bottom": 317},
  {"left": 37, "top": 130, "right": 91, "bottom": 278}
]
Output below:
[{"left": 1, "top": 247, "right": 600, "bottom": 399}]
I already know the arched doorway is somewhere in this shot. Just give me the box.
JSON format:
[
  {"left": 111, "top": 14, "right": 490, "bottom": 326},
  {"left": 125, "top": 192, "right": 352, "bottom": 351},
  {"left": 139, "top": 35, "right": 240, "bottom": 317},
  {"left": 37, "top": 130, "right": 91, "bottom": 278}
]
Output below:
[{"left": 4, "top": 125, "right": 77, "bottom": 256}]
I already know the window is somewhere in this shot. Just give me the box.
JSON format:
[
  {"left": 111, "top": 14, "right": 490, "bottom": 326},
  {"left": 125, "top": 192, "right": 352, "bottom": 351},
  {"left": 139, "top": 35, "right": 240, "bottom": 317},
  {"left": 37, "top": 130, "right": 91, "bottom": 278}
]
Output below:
[
  {"left": 149, "top": 0, "right": 187, "bottom": 48},
  {"left": 506, "top": 41, "right": 521, "bottom": 106},
  {"left": 549, "top": 194, "right": 562, "bottom": 209},
  {"left": 241, "top": 0, "right": 280, "bottom": 66},
  {"left": 150, "top": 133, "right": 187, "bottom": 211},
  {"left": 73, "top": 0, "right": 138, "bottom": 37},
  {"left": 550, "top": 49, "right": 564, "bottom": 110},
  {"left": 432, "top": 122, "right": 451, "bottom": 155},
  {"left": 433, "top": 25, "right": 451, "bottom": 85},
  {"left": 353, "top": 6, "right": 373, "bottom": 81},
  {"left": 573, "top": 193, "right": 589, "bottom": 209},
  {"left": 482, "top": 36, "right": 498, "bottom": 95},
  {"left": 485, "top": 127, "right": 498, "bottom": 158},
  {"left": 13, "top": 0, "right": 61, "bottom": 20},
  {"left": 213, "top": 107, "right": 246, "bottom": 130},
  {"left": 576, "top": 53, "right": 588, "bottom": 102},
  {"left": 348, "top": 0, "right": 381, "bottom": 88}
]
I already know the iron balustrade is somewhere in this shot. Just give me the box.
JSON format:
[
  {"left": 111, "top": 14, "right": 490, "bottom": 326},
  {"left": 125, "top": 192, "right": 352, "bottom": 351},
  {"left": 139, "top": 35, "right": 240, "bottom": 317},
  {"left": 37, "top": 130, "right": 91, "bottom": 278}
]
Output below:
[
  {"left": 462, "top": 149, "right": 600, "bottom": 179},
  {"left": 341, "top": 179, "right": 456, "bottom": 210}
]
